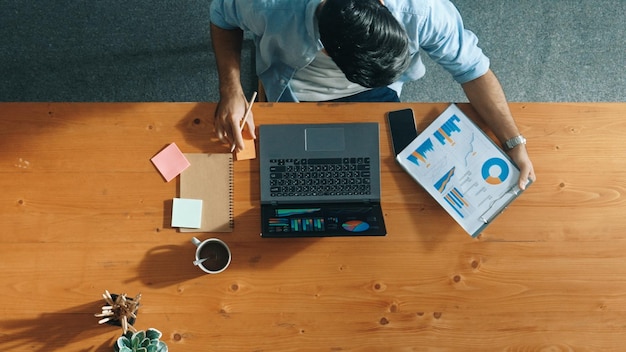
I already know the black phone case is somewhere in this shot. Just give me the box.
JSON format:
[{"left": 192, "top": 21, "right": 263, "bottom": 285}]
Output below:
[{"left": 387, "top": 108, "right": 418, "bottom": 156}]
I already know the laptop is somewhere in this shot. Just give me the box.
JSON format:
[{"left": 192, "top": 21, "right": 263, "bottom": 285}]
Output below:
[{"left": 259, "top": 122, "right": 387, "bottom": 237}]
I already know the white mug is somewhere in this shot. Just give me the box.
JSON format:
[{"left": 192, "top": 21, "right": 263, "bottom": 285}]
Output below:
[{"left": 191, "top": 237, "right": 231, "bottom": 274}]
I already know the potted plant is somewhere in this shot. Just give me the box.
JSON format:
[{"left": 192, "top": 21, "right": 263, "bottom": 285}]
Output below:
[
  {"left": 95, "top": 290, "right": 142, "bottom": 334},
  {"left": 114, "top": 328, "right": 168, "bottom": 352}
]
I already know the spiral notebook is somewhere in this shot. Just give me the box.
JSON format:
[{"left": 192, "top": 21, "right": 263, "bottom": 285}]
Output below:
[{"left": 179, "top": 153, "right": 234, "bottom": 232}]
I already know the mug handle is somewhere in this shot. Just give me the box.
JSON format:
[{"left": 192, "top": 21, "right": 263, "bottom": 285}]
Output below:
[{"left": 191, "top": 237, "right": 201, "bottom": 247}]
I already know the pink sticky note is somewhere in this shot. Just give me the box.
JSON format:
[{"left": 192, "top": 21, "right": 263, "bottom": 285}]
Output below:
[{"left": 151, "top": 143, "right": 190, "bottom": 182}]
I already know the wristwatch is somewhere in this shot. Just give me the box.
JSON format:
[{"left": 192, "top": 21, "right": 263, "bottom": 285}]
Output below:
[{"left": 504, "top": 135, "right": 526, "bottom": 151}]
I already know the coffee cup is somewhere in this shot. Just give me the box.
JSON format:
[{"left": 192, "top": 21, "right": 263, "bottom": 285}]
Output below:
[{"left": 191, "top": 237, "right": 231, "bottom": 274}]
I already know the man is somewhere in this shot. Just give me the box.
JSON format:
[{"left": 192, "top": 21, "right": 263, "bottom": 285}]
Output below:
[{"left": 210, "top": 0, "right": 535, "bottom": 189}]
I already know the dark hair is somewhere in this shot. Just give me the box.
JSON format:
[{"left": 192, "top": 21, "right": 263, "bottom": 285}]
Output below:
[{"left": 317, "top": 0, "right": 410, "bottom": 88}]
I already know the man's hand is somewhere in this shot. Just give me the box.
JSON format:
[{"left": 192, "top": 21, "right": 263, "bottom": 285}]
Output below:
[
  {"left": 211, "top": 23, "right": 256, "bottom": 151},
  {"left": 462, "top": 70, "right": 537, "bottom": 190},
  {"left": 214, "top": 92, "right": 256, "bottom": 151},
  {"left": 507, "top": 145, "right": 535, "bottom": 190}
]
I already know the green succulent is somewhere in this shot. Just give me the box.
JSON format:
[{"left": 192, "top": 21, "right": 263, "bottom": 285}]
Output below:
[{"left": 114, "top": 328, "right": 168, "bottom": 352}]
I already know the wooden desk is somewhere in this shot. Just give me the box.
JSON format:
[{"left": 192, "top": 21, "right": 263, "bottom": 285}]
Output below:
[{"left": 1, "top": 102, "right": 625, "bottom": 351}]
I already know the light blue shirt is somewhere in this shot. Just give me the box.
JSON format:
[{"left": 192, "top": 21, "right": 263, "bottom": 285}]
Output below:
[{"left": 210, "top": 0, "right": 490, "bottom": 102}]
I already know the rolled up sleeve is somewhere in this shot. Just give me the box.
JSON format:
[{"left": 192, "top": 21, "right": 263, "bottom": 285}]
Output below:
[
  {"left": 419, "top": 1, "right": 490, "bottom": 84},
  {"left": 210, "top": 0, "right": 242, "bottom": 30}
]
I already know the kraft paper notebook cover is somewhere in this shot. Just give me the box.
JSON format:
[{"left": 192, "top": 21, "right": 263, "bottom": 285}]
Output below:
[{"left": 179, "top": 153, "right": 234, "bottom": 232}]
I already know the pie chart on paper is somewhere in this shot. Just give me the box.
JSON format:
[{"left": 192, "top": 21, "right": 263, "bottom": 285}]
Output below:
[{"left": 342, "top": 220, "right": 370, "bottom": 232}]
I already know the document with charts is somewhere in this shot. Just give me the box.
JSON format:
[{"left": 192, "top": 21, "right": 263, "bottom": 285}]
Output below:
[{"left": 396, "top": 104, "right": 529, "bottom": 237}]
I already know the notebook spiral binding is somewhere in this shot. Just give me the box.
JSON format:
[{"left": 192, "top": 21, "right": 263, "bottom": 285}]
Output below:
[{"left": 228, "top": 154, "right": 235, "bottom": 228}]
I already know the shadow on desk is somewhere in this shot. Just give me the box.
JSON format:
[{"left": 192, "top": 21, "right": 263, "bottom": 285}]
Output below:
[
  {"left": 0, "top": 300, "right": 116, "bottom": 352},
  {"left": 126, "top": 210, "right": 318, "bottom": 288},
  {"left": 175, "top": 103, "right": 228, "bottom": 153},
  {"left": 125, "top": 239, "right": 321, "bottom": 289},
  {"left": 125, "top": 242, "right": 204, "bottom": 289},
  {"left": 381, "top": 156, "right": 459, "bottom": 244}
]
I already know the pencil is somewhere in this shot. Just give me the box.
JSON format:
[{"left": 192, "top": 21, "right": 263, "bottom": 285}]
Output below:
[{"left": 231, "top": 91, "right": 257, "bottom": 152}]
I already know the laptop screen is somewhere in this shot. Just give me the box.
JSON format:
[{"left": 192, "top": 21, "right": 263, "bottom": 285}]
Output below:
[{"left": 261, "top": 203, "right": 386, "bottom": 237}]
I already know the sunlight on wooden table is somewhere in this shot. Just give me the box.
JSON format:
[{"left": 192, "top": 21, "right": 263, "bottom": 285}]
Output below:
[{"left": 1, "top": 102, "right": 625, "bottom": 351}]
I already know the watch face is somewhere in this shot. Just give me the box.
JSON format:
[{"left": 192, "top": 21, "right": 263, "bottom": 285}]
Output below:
[{"left": 506, "top": 136, "right": 526, "bottom": 150}]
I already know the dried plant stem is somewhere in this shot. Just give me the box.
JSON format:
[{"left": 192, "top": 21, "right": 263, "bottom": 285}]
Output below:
[{"left": 95, "top": 290, "right": 141, "bottom": 334}]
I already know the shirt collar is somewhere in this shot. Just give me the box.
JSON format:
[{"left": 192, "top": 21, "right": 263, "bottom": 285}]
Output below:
[{"left": 306, "top": 0, "right": 324, "bottom": 51}]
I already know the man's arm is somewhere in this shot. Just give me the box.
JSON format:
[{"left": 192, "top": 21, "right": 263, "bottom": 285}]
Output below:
[
  {"left": 462, "top": 69, "right": 536, "bottom": 189},
  {"left": 210, "top": 23, "right": 255, "bottom": 151}
]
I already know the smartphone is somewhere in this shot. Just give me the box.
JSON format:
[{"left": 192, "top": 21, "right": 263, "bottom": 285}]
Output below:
[{"left": 387, "top": 108, "right": 418, "bottom": 156}]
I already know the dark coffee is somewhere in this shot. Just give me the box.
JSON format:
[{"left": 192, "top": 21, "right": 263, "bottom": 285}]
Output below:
[{"left": 198, "top": 241, "right": 230, "bottom": 272}]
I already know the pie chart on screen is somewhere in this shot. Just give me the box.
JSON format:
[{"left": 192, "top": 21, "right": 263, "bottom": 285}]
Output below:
[{"left": 342, "top": 220, "right": 370, "bottom": 232}]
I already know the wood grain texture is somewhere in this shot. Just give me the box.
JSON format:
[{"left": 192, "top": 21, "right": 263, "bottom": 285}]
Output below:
[{"left": 1, "top": 102, "right": 625, "bottom": 351}]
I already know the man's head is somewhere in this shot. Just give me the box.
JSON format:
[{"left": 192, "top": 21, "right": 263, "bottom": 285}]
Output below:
[{"left": 317, "top": 0, "right": 410, "bottom": 88}]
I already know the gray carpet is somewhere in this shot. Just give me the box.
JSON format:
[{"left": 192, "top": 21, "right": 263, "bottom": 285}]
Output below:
[{"left": 1, "top": 0, "right": 624, "bottom": 102}]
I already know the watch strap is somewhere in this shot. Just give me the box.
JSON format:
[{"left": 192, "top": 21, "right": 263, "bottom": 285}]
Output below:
[{"left": 504, "top": 135, "right": 526, "bottom": 151}]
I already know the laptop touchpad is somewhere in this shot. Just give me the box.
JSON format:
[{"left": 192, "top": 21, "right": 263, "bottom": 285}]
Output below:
[{"left": 305, "top": 127, "right": 346, "bottom": 152}]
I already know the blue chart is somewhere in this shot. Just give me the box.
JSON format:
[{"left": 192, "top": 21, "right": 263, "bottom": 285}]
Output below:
[
  {"left": 276, "top": 208, "right": 321, "bottom": 217},
  {"left": 407, "top": 138, "right": 434, "bottom": 167},
  {"left": 290, "top": 218, "right": 324, "bottom": 232},
  {"left": 443, "top": 187, "right": 471, "bottom": 218},
  {"left": 397, "top": 104, "right": 524, "bottom": 236},
  {"left": 434, "top": 167, "right": 455, "bottom": 193},
  {"left": 434, "top": 114, "right": 462, "bottom": 146},
  {"left": 342, "top": 220, "right": 370, "bottom": 232},
  {"left": 481, "top": 158, "right": 510, "bottom": 185}
]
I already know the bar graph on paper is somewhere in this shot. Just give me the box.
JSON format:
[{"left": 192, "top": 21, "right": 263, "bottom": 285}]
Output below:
[{"left": 396, "top": 104, "right": 524, "bottom": 237}]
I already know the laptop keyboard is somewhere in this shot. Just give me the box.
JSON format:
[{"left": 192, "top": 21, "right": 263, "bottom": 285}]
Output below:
[{"left": 268, "top": 157, "right": 372, "bottom": 197}]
